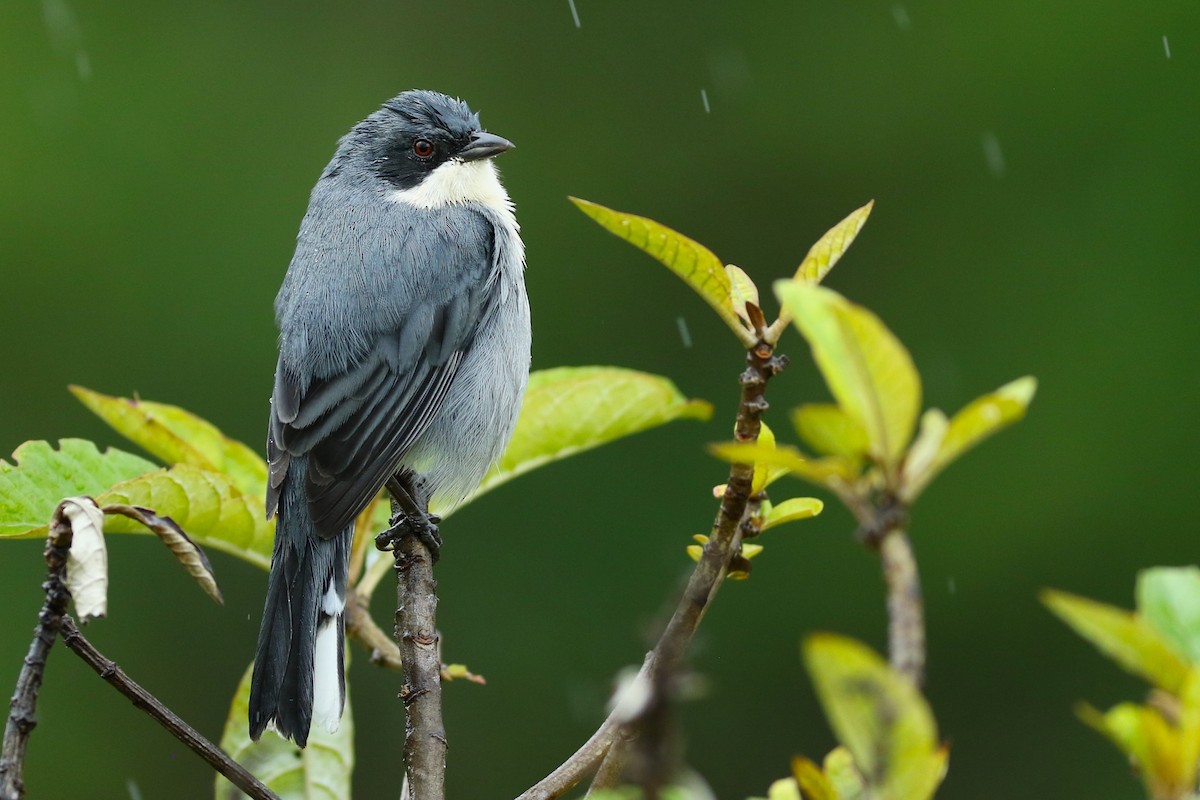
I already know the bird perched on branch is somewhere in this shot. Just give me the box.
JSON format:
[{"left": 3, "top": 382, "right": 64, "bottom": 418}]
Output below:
[{"left": 249, "top": 90, "right": 530, "bottom": 746}]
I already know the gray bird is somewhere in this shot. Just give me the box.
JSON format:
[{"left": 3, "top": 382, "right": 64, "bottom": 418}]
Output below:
[{"left": 248, "top": 90, "right": 530, "bottom": 746}]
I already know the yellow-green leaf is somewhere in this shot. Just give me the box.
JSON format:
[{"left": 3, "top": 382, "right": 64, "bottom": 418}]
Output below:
[
  {"left": 709, "top": 441, "right": 859, "bottom": 488},
  {"left": 467, "top": 367, "right": 711, "bottom": 511},
  {"left": 1137, "top": 567, "right": 1200, "bottom": 663},
  {"left": 776, "top": 282, "right": 920, "bottom": 471},
  {"left": 897, "top": 409, "right": 949, "bottom": 503},
  {"left": 726, "top": 264, "right": 762, "bottom": 328},
  {"left": 765, "top": 778, "right": 803, "bottom": 800},
  {"left": 216, "top": 661, "right": 353, "bottom": 800},
  {"left": 71, "top": 385, "right": 268, "bottom": 502},
  {"left": 761, "top": 497, "right": 824, "bottom": 531},
  {"left": 1043, "top": 589, "right": 1190, "bottom": 692},
  {"left": 1079, "top": 700, "right": 1198, "bottom": 800},
  {"left": 767, "top": 201, "right": 874, "bottom": 341},
  {"left": 803, "top": 634, "right": 944, "bottom": 800},
  {"left": 99, "top": 464, "right": 274, "bottom": 570},
  {"left": 570, "top": 197, "right": 755, "bottom": 346},
  {"left": 795, "top": 202, "right": 874, "bottom": 286},
  {"left": 0, "top": 439, "right": 157, "bottom": 539},
  {"left": 823, "top": 747, "right": 867, "bottom": 800},
  {"left": 792, "top": 404, "right": 870, "bottom": 461},
  {"left": 792, "top": 755, "right": 838, "bottom": 800},
  {"left": 928, "top": 376, "right": 1036, "bottom": 478}
]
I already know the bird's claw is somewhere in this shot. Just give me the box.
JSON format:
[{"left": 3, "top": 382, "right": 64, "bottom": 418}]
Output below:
[{"left": 375, "top": 511, "right": 442, "bottom": 562}]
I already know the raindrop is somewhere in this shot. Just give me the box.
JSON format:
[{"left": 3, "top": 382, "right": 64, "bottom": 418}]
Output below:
[
  {"left": 892, "top": 4, "right": 912, "bottom": 31},
  {"left": 567, "top": 0, "right": 581, "bottom": 29},
  {"left": 1163, "top": 35, "right": 1171, "bottom": 59},
  {"left": 677, "top": 316, "right": 693, "bottom": 348},
  {"left": 126, "top": 780, "right": 143, "bottom": 800},
  {"left": 700, "top": 88, "right": 711, "bottom": 114},
  {"left": 981, "top": 130, "right": 1006, "bottom": 178},
  {"left": 947, "top": 577, "right": 957, "bottom": 594}
]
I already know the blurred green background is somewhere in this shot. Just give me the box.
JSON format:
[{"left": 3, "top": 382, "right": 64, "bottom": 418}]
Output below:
[{"left": 2, "top": 1, "right": 1197, "bottom": 797}]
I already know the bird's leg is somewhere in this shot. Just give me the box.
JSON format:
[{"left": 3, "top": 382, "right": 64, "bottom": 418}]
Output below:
[{"left": 376, "top": 472, "right": 442, "bottom": 561}]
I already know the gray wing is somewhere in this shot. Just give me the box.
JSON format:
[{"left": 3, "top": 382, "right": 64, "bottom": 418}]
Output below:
[{"left": 266, "top": 209, "right": 499, "bottom": 538}]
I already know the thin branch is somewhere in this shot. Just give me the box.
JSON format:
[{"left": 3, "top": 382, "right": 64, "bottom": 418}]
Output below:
[
  {"left": 57, "top": 615, "right": 278, "bottom": 799},
  {"left": 518, "top": 343, "right": 785, "bottom": 800},
  {"left": 857, "top": 497, "right": 924, "bottom": 686},
  {"left": 346, "top": 588, "right": 404, "bottom": 670},
  {"left": 393, "top": 526, "right": 446, "bottom": 799},
  {"left": 0, "top": 506, "right": 73, "bottom": 800},
  {"left": 879, "top": 528, "right": 924, "bottom": 685}
]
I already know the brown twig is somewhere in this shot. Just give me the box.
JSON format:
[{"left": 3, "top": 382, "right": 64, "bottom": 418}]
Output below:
[
  {"left": 518, "top": 342, "right": 785, "bottom": 800},
  {"left": 57, "top": 615, "right": 277, "bottom": 799},
  {"left": 346, "top": 588, "right": 404, "bottom": 670},
  {"left": 0, "top": 506, "right": 74, "bottom": 800},
  {"left": 392, "top": 522, "right": 446, "bottom": 800},
  {"left": 1, "top": 501, "right": 276, "bottom": 800}
]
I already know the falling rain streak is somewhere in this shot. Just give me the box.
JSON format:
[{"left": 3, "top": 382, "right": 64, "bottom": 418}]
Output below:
[
  {"left": 676, "top": 317, "right": 693, "bottom": 349},
  {"left": 567, "top": 0, "right": 581, "bottom": 29},
  {"left": 701, "top": 88, "right": 711, "bottom": 114},
  {"left": 1163, "top": 35, "right": 1171, "bottom": 59},
  {"left": 892, "top": 5, "right": 912, "bottom": 31},
  {"left": 981, "top": 131, "right": 1006, "bottom": 178}
]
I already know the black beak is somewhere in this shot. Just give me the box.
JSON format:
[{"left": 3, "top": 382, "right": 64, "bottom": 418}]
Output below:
[{"left": 459, "top": 131, "right": 515, "bottom": 162}]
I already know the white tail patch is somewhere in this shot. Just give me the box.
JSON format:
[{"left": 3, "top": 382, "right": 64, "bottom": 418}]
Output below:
[
  {"left": 312, "top": 615, "right": 344, "bottom": 733},
  {"left": 322, "top": 584, "right": 345, "bottom": 616}
]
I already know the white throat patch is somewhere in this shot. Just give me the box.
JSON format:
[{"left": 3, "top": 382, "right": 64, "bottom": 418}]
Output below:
[{"left": 387, "top": 159, "right": 513, "bottom": 216}]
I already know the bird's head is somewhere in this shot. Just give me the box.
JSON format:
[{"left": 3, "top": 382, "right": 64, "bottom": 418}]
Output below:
[{"left": 334, "top": 90, "right": 515, "bottom": 208}]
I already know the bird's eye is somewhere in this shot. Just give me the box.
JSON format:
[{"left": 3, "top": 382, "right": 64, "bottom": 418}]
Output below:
[{"left": 413, "top": 139, "right": 434, "bottom": 159}]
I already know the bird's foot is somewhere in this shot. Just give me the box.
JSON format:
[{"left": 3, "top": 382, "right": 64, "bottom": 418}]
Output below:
[{"left": 375, "top": 511, "right": 443, "bottom": 562}]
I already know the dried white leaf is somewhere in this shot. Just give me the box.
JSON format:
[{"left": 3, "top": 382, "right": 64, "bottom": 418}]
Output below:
[{"left": 62, "top": 497, "right": 108, "bottom": 622}]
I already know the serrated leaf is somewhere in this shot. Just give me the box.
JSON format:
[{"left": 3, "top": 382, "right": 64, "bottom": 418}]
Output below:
[
  {"left": 761, "top": 497, "right": 824, "bottom": 531},
  {"left": 1043, "top": 589, "right": 1189, "bottom": 692},
  {"left": 99, "top": 465, "right": 273, "bottom": 570},
  {"left": 61, "top": 497, "right": 108, "bottom": 622},
  {"left": 216, "top": 661, "right": 353, "bottom": 800},
  {"left": 776, "top": 282, "right": 920, "bottom": 472},
  {"left": 468, "top": 367, "right": 711, "bottom": 510},
  {"left": 803, "top": 634, "right": 944, "bottom": 800},
  {"left": 0, "top": 439, "right": 157, "bottom": 538},
  {"left": 104, "top": 503, "right": 223, "bottom": 604},
  {"left": 570, "top": 197, "right": 756, "bottom": 346},
  {"left": 71, "top": 385, "right": 268, "bottom": 501},
  {"left": 928, "top": 376, "right": 1036, "bottom": 477},
  {"left": 792, "top": 404, "right": 870, "bottom": 461},
  {"left": 1138, "top": 567, "right": 1200, "bottom": 664}
]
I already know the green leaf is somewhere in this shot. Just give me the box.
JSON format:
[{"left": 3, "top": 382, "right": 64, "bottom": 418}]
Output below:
[
  {"left": 897, "top": 409, "right": 949, "bottom": 503},
  {"left": 1043, "top": 588, "right": 1190, "bottom": 692},
  {"left": 764, "top": 778, "right": 803, "bottom": 800},
  {"left": 929, "top": 376, "right": 1035, "bottom": 477},
  {"left": 0, "top": 439, "right": 156, "bottom": 538},
  {"left": 468, "top": 367, "right": 711, "bottom": 509},
  {"left": 767, "top": 202, "right": 874, "bottom": 342},
  {"left": 761, "top": 497, "right": 824, "bottom": 531},
  {"left": 570, "top": 197, "right": 756, "bottom": 346},
  {"left": 97, "top": 465, "right": 273, "bottom": 570},
  {"left": 776, "top": 282, "right": 921, "bottom": 471},
  {"left": 71, "top": 385, "right": 268, "bottom": 501},
  {"left": 792, "top": 404, "right": 869, "bottom": 461},
  {"left": 751, "top": 422, "right": 791, "bottom": 493},
  {"left": 791, "top": 755, "right": 839, "bottom": 800},
  {"left": 823, "top": 747, "right": 867, "bottom": 800},
  {"left": 1138, "top": 567, "right": 1200, "bottom": 663},
  {"left": 803, "top": 634, "right": 945, "bottom": 800},
  {"left": 726, "top": 264, "right": 762, "bottom": 328},
  {"left": 709, "top": 441, "right": 859, "bottom": 489},
  {"left": 216, "top": 662, "right": 353, "bottom": 800}
]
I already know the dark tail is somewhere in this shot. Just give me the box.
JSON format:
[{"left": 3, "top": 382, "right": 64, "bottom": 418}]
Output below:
[{"left": 249, "top": 456, "right": 351, "bottom": 747}]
